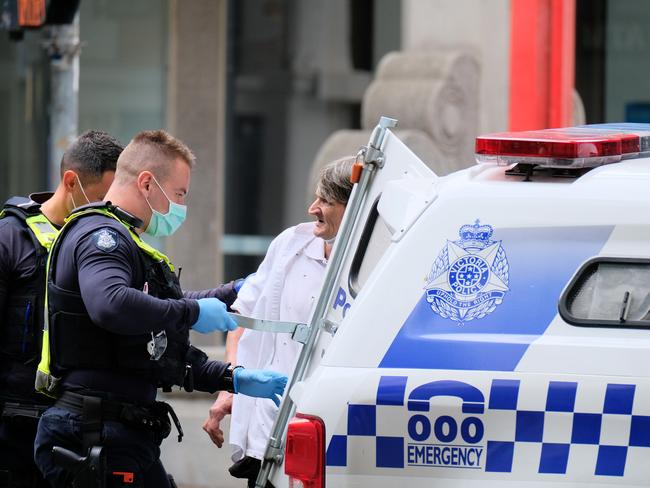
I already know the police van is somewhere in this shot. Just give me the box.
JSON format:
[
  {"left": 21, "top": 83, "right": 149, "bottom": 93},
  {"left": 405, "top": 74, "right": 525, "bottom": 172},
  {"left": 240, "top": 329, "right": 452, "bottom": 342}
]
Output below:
[{"left": 251, "top": 118, "right": 650, "bottom": 488}]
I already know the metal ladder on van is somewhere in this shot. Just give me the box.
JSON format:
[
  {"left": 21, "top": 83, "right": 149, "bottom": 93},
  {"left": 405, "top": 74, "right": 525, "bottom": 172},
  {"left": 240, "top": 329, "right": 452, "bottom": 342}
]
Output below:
[{"left": 229, "top": 116, "right": 397, "bottom": 488}]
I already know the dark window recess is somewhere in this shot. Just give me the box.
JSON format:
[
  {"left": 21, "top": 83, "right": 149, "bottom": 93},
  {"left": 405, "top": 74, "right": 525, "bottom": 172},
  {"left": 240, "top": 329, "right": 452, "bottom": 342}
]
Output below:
[
  {"left": 349, "top": 0, "right": 373, "bottom": 71},
  {"left": 349, "top": 103, "right": 362, "bottom": 130},
  {"left": 575, "top": 0, "right": 607, "bottom": 123},
  {"left": 349, "top": 196, "right": 383, "bottom": 298},
  {"left": 226, "top": 114, "right": 264, "bottom": 235},
  {"left": 223, "top": 114, "right": 266, "bottom": 281},
  {"left": 559, "top": 257, "right": 650, "bottom": 328}
]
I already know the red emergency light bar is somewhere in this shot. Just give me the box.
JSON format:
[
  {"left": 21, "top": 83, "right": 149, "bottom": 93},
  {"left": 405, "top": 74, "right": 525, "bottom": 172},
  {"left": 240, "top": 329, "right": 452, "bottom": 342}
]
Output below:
[
  {"left": 546, "top": 128, "right": 640, "bottom": 157},
  {"left": 475, "top": 126, "right": 642, "bottom": 169}
]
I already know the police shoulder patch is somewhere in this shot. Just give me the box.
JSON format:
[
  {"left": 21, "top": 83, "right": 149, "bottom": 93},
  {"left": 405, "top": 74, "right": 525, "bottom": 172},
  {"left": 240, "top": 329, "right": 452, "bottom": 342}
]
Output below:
[{"left": 92, "top": 228, "right": 119, "bottom": 252}]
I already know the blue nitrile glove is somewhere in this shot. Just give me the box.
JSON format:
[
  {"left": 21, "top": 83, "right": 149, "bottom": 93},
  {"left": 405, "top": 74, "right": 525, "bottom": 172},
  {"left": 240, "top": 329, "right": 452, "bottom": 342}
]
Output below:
[
  {"left": 193, "top": 298, "right": 237, "bottom": 333},
  {"left": 234, "top": 278, "right": 245, "bottom": 293},
  {"left": 234, "top": 273, "right": 255, "bottom": 293},
  {"left": 233, "top": 368, "right": 288, "bottom": 407}
]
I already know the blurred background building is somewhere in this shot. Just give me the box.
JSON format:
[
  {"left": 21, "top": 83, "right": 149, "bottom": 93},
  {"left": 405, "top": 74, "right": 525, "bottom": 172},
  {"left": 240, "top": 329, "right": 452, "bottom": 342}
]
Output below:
[
  {"left": 3, "top": 0, "right": 650, "bottom": 290},
  {"left": 2, "top": 1, "right": 650, "bottom": 486}
]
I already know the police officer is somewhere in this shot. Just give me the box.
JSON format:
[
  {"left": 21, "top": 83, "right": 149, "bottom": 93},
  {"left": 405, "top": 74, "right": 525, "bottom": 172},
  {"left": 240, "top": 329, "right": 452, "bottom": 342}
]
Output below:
[
  {"left": 0, "top": 131, "right": 122, "bottom": 488},
  {"left": 33, "top": 130, "right": 287, "bottom": 488}
]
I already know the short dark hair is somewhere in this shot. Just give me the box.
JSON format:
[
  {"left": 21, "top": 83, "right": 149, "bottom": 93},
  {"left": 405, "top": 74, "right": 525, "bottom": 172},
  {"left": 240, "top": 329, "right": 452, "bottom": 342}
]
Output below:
[{"left": 61, "top": 130, "right": 123, "bottom": 181}]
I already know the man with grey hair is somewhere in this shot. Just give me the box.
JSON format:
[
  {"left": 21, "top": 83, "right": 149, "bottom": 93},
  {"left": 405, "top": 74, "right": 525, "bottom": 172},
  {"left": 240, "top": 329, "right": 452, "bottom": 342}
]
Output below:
[
  {"left": 34, "top": 130, "right": 288, "bottom": 487},
  {"left": 203, "top": 157, "right": 355, "bottom": 487}
]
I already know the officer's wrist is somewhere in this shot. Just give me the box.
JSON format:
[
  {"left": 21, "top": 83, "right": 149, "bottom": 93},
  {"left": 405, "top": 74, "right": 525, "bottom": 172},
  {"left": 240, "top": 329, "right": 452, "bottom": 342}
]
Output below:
[
  {"left": 223, "top": 364, "right": 244, "bottom": 393},
  {"left": 185, "top": 298, "right": 201, "bottom": 328}
]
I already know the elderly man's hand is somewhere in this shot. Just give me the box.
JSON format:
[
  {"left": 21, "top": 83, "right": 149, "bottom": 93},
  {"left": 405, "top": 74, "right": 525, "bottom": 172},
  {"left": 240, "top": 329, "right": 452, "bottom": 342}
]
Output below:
[{"left": 203, "top": 390, "right": 233, "bottom": 447}]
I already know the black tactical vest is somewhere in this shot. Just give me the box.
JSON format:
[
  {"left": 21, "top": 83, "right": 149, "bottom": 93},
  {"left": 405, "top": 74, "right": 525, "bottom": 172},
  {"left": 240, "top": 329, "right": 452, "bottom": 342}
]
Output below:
[
  {"left": 44, "top": 204, "right": 205, "bottom": 393},
  {"left": 0, "top": 196, "right": 57, "bottom": 403}
]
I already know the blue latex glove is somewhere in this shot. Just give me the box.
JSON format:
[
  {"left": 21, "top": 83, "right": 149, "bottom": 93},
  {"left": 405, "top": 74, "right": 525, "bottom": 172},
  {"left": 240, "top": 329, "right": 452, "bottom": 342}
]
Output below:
[
  {"left": 234, "top": 273, "right": 255, "bottom": 293},
  {"left": 192, "top": 298, "right": 237, "bottom": 333},
  {"left": 233, "top": 368, "right": 288, "bottom": 406},
  {"left": 234, "top": 278, "right": 245, "bottom": 293}
]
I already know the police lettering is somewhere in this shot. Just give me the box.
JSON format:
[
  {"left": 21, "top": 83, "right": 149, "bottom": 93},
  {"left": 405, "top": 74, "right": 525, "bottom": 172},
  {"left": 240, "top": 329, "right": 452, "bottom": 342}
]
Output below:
[
  {"left": 448, "top": 255, "right": 489, "bottom": 296},
  {"left": 332, "top": 286, "right": 352, "bottom": 317}
]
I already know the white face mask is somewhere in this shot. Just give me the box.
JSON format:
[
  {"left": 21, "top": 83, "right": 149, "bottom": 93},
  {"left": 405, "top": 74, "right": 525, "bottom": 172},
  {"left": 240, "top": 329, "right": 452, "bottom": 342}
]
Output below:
[{"left": 70, "top": 174, "right": 90, "bottom": 210}]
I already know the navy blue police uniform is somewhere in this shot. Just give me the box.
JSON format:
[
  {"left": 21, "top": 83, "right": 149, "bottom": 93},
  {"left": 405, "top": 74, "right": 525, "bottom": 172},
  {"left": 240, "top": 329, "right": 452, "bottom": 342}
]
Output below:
[
  {"left": 0, "top": 193, "right": 58, "bottom": 488},
  {"left": 33, "top": 202, "right": 239, "bottom": 488}
]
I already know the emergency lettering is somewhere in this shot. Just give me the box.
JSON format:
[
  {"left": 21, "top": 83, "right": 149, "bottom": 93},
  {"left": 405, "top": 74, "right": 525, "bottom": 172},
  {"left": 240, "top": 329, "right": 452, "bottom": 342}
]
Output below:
[{"left": 407, "top": 444, "right": 483, "bottom": 468}]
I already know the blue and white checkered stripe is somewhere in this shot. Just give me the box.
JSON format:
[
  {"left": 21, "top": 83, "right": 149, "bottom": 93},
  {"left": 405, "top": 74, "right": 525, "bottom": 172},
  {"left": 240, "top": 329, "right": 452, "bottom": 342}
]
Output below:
[
  {"left": 326, "top": 376, "right": 650, "bottom": 478},
  {"left": 486, "top": 380, "right": 641, "bottom": 476}
]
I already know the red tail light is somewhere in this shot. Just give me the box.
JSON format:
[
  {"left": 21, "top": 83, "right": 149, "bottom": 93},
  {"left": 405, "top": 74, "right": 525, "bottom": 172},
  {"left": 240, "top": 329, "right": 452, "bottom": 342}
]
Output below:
[{"left": 285, "top": 414, "right": 325, "bottom": 488}]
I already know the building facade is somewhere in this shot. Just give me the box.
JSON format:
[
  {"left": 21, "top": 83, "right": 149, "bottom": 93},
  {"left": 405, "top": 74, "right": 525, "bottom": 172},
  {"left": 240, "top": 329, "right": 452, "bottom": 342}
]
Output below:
[{"left": 1, "top": 0, "right": 649, "bottom": 289}]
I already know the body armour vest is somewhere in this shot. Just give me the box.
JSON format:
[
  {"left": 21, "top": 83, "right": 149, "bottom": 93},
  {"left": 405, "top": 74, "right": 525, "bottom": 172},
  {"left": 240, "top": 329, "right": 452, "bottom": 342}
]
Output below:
[
  {"left": 35, "top": 204, "right": 206, "bottom": 398},
  {"left": 0, "top": 196, "right": 57, "bottom": 403}
]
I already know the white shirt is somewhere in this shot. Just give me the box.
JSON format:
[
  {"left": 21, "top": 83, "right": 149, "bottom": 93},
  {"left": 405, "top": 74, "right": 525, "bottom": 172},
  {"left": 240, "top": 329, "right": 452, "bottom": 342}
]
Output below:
[{"left": 230, "top": 222, "right": 327, "bottom": 461}]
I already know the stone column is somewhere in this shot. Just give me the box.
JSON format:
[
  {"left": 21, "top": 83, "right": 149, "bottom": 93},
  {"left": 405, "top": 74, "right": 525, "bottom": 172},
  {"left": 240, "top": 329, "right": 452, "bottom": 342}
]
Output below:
[
  {"left": 402, "top": 0, "right": 510, "bottom": 134},
  {"left": 166, "top": 0, "right": 227, "bottom": 294}
]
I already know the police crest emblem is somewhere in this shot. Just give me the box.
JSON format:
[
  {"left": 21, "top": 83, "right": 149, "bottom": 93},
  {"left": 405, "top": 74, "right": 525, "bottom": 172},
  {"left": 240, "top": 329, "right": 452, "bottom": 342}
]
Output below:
[
  {"left": 93, "top": 228, "right": 118, "bottom": 252},
  {"left": 425, "top": 220, "right": 509, "bottom": 324}
]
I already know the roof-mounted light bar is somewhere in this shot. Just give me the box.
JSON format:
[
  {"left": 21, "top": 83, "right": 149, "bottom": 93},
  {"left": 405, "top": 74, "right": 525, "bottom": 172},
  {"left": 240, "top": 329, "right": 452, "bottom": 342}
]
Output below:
[
  {"left": 475, "top": 124, "right": 648, "bottom": 169},
  {"left": 578, "top": 123, "right": 650, "bottom": 155}
]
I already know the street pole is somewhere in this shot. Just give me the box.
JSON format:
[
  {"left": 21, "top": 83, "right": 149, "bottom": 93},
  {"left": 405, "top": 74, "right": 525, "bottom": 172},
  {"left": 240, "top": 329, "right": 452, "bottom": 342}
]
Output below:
[{"left": 44, "top": 14, "right": 80, "bottom": 190}]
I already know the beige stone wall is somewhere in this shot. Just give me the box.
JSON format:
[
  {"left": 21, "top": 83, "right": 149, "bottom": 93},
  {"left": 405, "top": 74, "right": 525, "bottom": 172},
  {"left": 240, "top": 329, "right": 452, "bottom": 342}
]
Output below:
[{"left": 402, "top": 0, "right": 511, "bottom": 134}]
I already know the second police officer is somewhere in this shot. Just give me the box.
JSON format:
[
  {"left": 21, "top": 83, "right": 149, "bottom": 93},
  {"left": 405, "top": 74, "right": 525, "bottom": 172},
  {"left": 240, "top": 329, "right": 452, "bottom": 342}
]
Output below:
[
  {"left": 33, "top": 130, "right": 287, "bottom": 487},
  {"left": 0, "top": 130, "right": 122, "bottom": 488}
]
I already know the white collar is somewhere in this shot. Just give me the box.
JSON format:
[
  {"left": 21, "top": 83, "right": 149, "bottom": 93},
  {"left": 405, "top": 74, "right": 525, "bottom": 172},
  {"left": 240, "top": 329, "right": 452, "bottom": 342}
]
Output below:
[{"left": 303, "top": 236, "right": 326, "bottom": 263}]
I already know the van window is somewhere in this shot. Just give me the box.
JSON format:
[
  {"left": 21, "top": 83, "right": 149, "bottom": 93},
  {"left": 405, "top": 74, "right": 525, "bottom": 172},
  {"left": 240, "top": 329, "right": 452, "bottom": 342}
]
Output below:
[
  {"left": 348, "top": 198, "right": 392, "bottom": 298},
  {"left": 559, "top": 258, "right": 650, "bottom": 328}
]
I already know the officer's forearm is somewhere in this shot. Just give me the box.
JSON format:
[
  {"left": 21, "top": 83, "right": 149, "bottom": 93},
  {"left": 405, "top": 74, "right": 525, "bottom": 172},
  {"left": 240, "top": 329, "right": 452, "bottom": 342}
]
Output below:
[
  {"left": 83, "top": 284, "right": 197, "bottom": 336},
  {"left": 76, "top": 233, "right": 200, "bottom": 335},
  {"left": 193, "top": 359, "right": 230, "bottom": 394},
  {"left": 183, "top": 281, "right": 238, "bottom": 309}
]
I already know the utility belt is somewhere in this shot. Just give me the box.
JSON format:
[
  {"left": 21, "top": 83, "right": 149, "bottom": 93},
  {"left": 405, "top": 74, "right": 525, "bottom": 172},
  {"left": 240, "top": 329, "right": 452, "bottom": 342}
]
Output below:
[
  {"left": 0, "top": 401, "right": 50, "bottom": 424},
  {"left": 55, "top": 392, "right": 184, "bottom": 445}
]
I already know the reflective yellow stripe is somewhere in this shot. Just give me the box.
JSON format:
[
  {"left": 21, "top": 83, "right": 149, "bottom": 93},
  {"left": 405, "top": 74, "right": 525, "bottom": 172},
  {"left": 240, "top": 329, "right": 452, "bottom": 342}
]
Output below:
[
  {"left": 36, "top": 227, "right": 61, "bottom": 396},
  {"left": 62, "top": 207, "right": 175, "bottom": 270},
  {"left": 25, "top": 214, "right": 58, "bottom": 250},
  {"left": 127, "top": 230, "right": 175, "bottom": 271},
  {"left": 35, "top": 329, "right": 55, "bottom": 396},
  {"left": 0, "top": 209, "right": 58, "bottom": 250}
]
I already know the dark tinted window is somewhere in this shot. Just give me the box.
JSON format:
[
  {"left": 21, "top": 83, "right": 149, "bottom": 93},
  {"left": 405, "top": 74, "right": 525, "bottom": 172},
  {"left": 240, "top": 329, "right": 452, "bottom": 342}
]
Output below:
[
  {"left": 560, "top": 258, "right": 650, "bottom": 328},
  {"left": 349, "top": 197, "right": 392, "bottom": 298}
]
